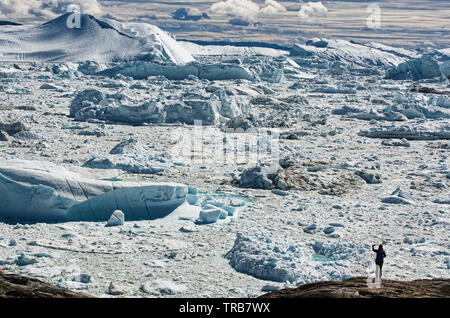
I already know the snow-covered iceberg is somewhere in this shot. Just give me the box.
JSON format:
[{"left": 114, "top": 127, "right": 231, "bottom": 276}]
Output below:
[
  {"left": 97, "top": 61, "right": 255, "bottom": 81},
  {"left": 0, "top": 160, "right": 188, "bottom": 222},
  {"left": 179, "top": 41, "right": 289, "bottom": 57},
  {"left": 290, "top": 39, "right": 408, "bottom": 68},
  {"left": 0, "top": 14, "right": 194, "bottom": 64}
]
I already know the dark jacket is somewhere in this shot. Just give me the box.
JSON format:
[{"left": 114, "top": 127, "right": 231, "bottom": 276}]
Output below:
[
  {"left": 372, "top": 245, "right": 386, "bottom": 264},
  {"left": 375, "top": 250, "right": 386, "bottom": 264}
]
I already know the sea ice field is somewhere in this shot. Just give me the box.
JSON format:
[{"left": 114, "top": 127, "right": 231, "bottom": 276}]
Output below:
[{"left": 0, "top": 12, "right": 448, "bottom": 297}]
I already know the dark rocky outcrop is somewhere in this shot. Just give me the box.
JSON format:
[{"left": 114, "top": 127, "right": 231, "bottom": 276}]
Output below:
[
  {"left": 237, "top": 161, "right": 364, "bottom": 195},
  {"left": 259, "top": 277, "right": 450, "bottom": 298},
  {"left": 0, "top": 271, "right": 93, "bottom": 298}
]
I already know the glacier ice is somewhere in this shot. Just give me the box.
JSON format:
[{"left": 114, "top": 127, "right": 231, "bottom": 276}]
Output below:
[
  {"left": 0, "top": 159, "right": 247, "bottom": 226},
  {"left": 0, "top": 14, "right": 194, "bottom": 65},
  {"left": 0, "top": 160, "right": 188, "bottom": 222},
  {"left": 435, "top": 96, "right": 450, "bottom": 109},
  {"left": 70, "top": 88, "right": 249, "bottom": 125},
  {"left": 83, "top": 138, "right": 170, "bottom": 174},
  {"left": 97, "top": 61, "right": 255, "bottom": 81},
  {"left": 77, "top": 61, "right": 105, "bottom": 75},
  {"left": 290, "top": 39, "right": 407, "bottom": 68},
  {"left": 104, "top": 18, "right": 195, "bottom": 65},
  {"left": 106, "top": 210, "right": 125, "bottom": 227},
  {"left": 199, "top": 208, "right": 222, "bottom": 224},
  {"left": 385, "top": 55, "right": 443, "bottom": 80},
  {"left": 179, "top": 41, "right": 288, "bottom": 58},
  {"left": 188, "top": 192, "right": 248, "bottom": 224}
]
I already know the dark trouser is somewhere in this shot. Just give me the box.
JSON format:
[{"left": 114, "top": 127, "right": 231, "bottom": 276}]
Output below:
[{"left": 376, "top": 261, "right": 383, "bottom": 277}]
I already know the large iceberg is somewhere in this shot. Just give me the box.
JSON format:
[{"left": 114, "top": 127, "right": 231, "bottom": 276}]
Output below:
[
  {"left": 69, "top": 88, "right": 249, "bottom": 125},
  {"left": 385, "top": 55, "right": 443, "bottom": 80},
  {"left": 0, "top": 14, "right": 194, "bottom": 64},
  {"left": 290, "top": 39, "right": 408, "bottom": 68},
  {"left": 0, "top": 160, "right": 188, "bottom": 223},
  {"left": 96, "top": 61, "right": 255, "bottom": 81},
  {"left": 70, "top": 89, "right": 165, "bottom": 124}
]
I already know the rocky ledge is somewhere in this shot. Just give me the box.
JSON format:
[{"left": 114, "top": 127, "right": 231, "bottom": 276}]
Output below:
[
  {"left": 0, "top": 270, "right": 92, "bottom": 298},
  {"left": 259, "top": 277, "right": 450, "bottom": 298}
]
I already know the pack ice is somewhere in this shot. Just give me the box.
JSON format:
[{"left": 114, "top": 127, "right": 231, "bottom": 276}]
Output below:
[
  {"left": 0, "top": 160, "right": 188, "bottom": 222},
  {"left": 226, "top": 233, "right": 371, "bottom": 284}
]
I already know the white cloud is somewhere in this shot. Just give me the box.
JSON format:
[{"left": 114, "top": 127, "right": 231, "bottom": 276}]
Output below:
[
  {"left": 298, "top": 1, "right": 328, "bottom": 22},
  {"left": 259, "top": 0, "right": 287, "bottom": 17},
  {"left": 208, "top": 0, "right": 260, "bottom": 22},
  {"left": 0, "top": 0, "right": 103, "bottom": 20},
  {"left": 208, "top": 0, "right": 286, "bottom": 22},
  {"left": 187, "top": 8, "right": 202, "bottom": 17}
]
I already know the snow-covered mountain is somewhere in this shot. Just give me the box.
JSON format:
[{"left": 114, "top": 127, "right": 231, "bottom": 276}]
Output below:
[{"left": 0, "top": 13, "right": 194, "bottom": 64}]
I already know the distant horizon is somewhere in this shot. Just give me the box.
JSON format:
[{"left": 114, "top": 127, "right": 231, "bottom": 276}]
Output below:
[{"left": 0, "top": 1, "right": 448, "bottom": 48}]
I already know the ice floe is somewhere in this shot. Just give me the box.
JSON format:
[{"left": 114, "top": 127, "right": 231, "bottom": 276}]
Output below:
[{"left": 226, "top": 233, "right": 371, "bottom": 284}]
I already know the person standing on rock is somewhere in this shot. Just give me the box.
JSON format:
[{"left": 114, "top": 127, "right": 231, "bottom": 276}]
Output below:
[{"left": 372, "top": 244, "right": 386, "bottom": 278}]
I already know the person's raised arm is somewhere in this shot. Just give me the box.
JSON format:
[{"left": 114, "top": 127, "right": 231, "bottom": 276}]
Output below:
[{"left": 372, "top": 244, "right": 377, "bottom": 252}]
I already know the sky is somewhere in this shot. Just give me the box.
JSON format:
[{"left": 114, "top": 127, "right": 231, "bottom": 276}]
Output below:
[{"left": 0, "top": 1, "right": 448, "bottom": 48}]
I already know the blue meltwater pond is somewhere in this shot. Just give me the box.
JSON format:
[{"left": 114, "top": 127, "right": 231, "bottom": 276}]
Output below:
[{"left": 198, "top": 191, "right": 254, "bottom": 204}]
